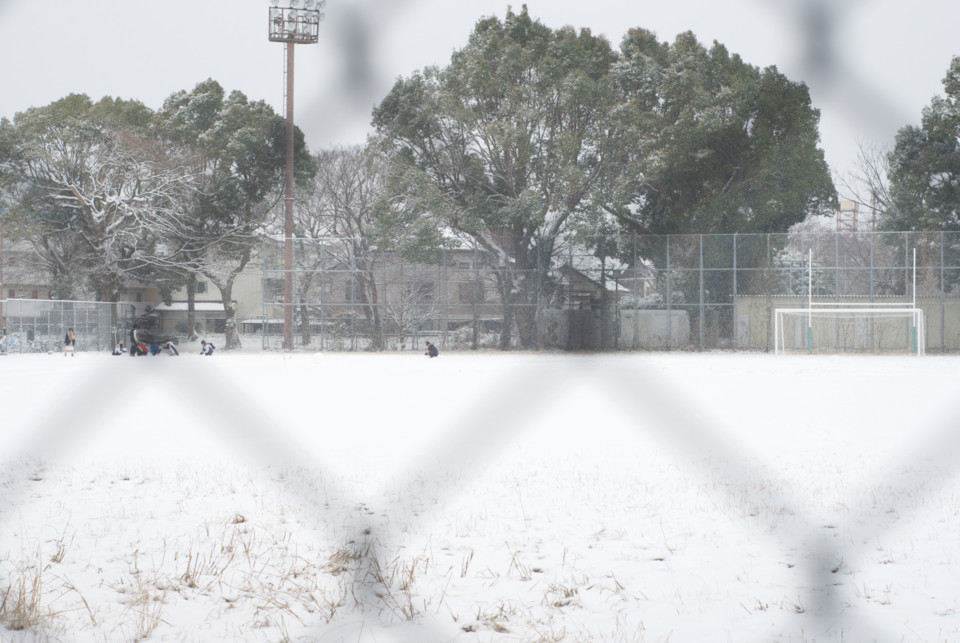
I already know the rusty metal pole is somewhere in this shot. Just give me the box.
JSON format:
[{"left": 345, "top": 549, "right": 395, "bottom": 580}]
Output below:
[
  {"left": 283, "top": 40, "right": 295, "bottom": 350},
  {"left": 270, "top": 1, "right": 322, "bottom": 350}
]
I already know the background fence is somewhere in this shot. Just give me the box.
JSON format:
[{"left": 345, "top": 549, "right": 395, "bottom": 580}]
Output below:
[
  {"left": 0, "top": 299, "right": 134, "bottom": 354},
  {"left": 256, "top": 231, "right": 960, "bottom": 353}
]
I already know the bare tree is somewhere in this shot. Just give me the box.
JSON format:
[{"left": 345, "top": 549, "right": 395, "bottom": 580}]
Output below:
[
  {"left": 836, "top": 138, "right": 892, "bottom": 230},
  {"left": 294, "top": 145, "right": 388, "bottom": 349},
  {"left": 381, "top": 274, "right": 448, "bottom": 350}
]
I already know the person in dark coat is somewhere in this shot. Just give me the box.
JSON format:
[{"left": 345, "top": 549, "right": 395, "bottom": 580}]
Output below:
[
  {"left": 425, "top": 341, "right": 439, "bottom": 358},
  {"left": 63, "top": 328, "right": 76, "bottom": 356}
]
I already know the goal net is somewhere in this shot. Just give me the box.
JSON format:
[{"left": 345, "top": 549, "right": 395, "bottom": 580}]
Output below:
[
  {"left": 774, "top": 247, "right": 925, "bottom": 355},
  {"left": 774, "top": 306, "right": 925, "bottom": 355}
]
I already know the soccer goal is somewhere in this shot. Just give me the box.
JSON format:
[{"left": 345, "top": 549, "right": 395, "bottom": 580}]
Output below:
[{"left": 774, "top": 249, "right": 925, "bottom": 355}]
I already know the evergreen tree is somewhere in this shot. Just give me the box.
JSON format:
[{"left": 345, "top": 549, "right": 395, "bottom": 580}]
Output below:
[
  {"left": 373, "top": 6, "right": 617, "bottom": 348},
  {"left": 602, "top": 29, "right": 836, "bottom": 236},
  {"left": 592, "top": 29, "right": 836, "bottom": 337},
  {"left": 156, "top": 79, "right": 316, "bottom": 349},
  {"left": 887, "top": 56, "right": 960, "bottom": 231}
]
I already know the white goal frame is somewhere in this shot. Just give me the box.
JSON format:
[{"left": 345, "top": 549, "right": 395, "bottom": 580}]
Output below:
[
  {"left": 774, "top": 249, "right": 925, "bottom": 356},
  {"left": 774, "top": 307, "right": 925, "bottom": 355}
]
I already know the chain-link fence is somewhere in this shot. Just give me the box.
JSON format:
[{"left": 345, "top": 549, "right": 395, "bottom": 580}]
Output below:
[
  {"left": 0, "top": 299, "right": 134, "bottom": 354},
  {"left": 256, "top": 231, "right": 960, "bottom": 353}
]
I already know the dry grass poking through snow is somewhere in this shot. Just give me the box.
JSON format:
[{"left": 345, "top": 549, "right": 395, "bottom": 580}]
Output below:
[
  {"left": 0, "top": 456, "right": 672, "bottom": 642},
  {"left": 1, "top": 549, "right": 54, "bottom": 634},
  {"left": 4, "top": 352, "right": 960, "bottom": 642}
]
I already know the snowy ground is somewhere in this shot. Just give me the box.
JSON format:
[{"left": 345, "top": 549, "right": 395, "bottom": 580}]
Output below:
[{"left": 1, "top": 348, "right": 960, "bottom": 642}]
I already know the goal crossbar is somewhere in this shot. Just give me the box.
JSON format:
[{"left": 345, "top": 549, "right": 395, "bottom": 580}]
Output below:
[{"left": 808, "top": 301, "right": 917, "bottom": 307}]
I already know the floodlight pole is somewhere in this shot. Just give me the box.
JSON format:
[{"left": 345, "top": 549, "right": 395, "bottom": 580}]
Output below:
[
  {"left": 807, "top": 248, "right": 813, "bottom": 354},
  {"left": 268, "top": 1, "right": 324, "bottom": 350},
  {"left": 283, "top": 40, "right": 296, "bottom": 351}
]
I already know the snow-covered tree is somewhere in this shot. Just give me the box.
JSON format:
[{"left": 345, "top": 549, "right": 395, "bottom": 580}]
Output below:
[
  {"left": 156, "top": 80, "right": 316, "bottom": 349},
  {"left": 0, "top": 95, "right": 193, "bottom": 300},
  {"left": 372, "top": 6, "right": 617, "bottom": 349}
]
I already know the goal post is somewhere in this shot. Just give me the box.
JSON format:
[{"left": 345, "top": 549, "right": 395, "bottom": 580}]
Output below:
[
  {"left": 774, "top": 247, "right": 924, "bottom": 355},
  {"left": 774, "top": 306, "right": 925, "bottom": 355}
]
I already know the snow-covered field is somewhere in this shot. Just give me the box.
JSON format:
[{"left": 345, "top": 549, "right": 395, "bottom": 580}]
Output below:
[{"left": 2, "top": 349, "right": 959, "bottom": 642}]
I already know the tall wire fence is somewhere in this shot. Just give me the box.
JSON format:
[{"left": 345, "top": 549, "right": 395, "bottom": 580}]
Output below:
[
  {"left": 0, "top": 299, "right": 134, "bottom": 355},
  {"left": 256, "top": 231, "right": 960, "bottom": 353}
]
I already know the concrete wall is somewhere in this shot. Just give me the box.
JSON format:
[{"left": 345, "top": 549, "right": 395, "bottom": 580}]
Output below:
[
  {"left": 619, "top": 309, "right": 691, "bottom": 349},
  {"left": 538, "top": 309, "right": 601, "bottom": 350}
]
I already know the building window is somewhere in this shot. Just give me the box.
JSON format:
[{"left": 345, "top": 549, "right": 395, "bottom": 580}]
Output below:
[
  {"left": 196, "top": 281, "right": 207, "bottom": 294},
  {"left": 265, "top": 278, "right": 283, "bottom": 302},
  {"left": 344, "top": 278, "right": 362, "bottom": 303},
  {"left": 414, "top": 281, "right": 434, "bottom": 304},
  {"left": 458, "top": 281, "right": 485, "bottom": 304}
]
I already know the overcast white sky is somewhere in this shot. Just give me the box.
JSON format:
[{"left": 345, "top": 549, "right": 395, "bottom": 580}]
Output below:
[{"left": 1, "top": 0, "right": 958, "bottom": 184}]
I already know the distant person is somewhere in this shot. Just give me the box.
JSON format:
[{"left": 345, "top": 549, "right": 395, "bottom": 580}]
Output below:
[
  {"left": 129, "top": 324, "right": 139, "bottom": 356},
  {"left": 112, "top": 341, "right": 125, "bottom": 356},
  {"left": 425, "top": 341, "right": 439, "bottom": 358},
  {"left": 63, "top": 328, "right": 76, "bottom": 357},
  {"left": 149, "top": 340, "right": 161, "bottom": 356},
  {"left": 163, "top": 340, "right": 180, "bottom": 356},
  {"left": 200, "top": 340, "right": 215, "bottom": 356}
]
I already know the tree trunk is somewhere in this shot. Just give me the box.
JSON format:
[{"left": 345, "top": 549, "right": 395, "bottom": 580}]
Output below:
[
  {"left": 512, "top": 244, "right": 542, "bottom": 349},
  {"left": 514, "top": 304, "right": 537, "bottom": 349},
  {"left": 187, "top": 277, "right": 198, "bottom": 341},
  {"left": 513, "top": 270, "right": 538, "bottom": 349},
  {"left": 296, "top": 269, "right": 316, "bottom": 347},
  {"left": 299, "top": 303, "right": 312, "bottom": 347},
  {"left": 216, "top": 280, "right": 241, "bottom": 350},
  {"left": 471, "top": 309, "right": 480, "bottom": 350},
  {"left": 361, "top": 272, "right": 384, "bottom": 350},
  {"left": 94, "top": 274, "right": 120, "bottom": 303},
  {"left": 497, "top": 274, "right": 512, "bottom": 350}
]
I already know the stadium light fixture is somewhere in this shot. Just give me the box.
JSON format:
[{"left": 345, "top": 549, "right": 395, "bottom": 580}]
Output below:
[{"left": 267, "top": 0, "right": 324, "bottom": 350}]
